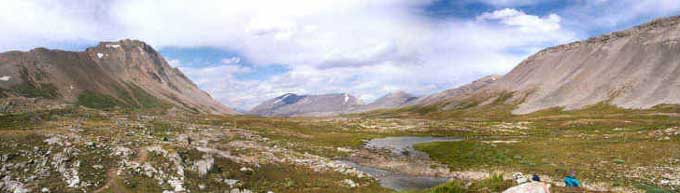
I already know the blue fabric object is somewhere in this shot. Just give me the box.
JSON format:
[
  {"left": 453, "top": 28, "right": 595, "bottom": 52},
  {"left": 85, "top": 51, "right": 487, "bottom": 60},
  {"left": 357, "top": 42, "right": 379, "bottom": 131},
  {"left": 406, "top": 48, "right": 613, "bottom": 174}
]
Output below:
[{"left": 564, "top": 176, "right": 580, "bottom": 187}]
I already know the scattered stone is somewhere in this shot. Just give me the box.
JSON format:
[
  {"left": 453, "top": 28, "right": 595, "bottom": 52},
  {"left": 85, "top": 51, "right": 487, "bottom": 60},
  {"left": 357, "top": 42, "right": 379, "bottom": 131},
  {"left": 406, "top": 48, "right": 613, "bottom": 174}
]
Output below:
[
  {"left": 336, "top": 147, "right": 353, "bottom": 153},
  {"left": 1, "top": 176, "right": 30, "bottom": 193},
  {"left": 230, "top": 188, "right": 253, "bottom": 193},
  {"left": 44, "top": 136, "right": 64, "bottom": 146},
  {"left": 502, "top": 182, "right": 551, "bottom": 193},
  {"left": 240, "top": 167, "right": 254, "bottom": 174},
  {"left": 225, "top": 179, "right": 240, "bottom": 188},
  {"left": 342, "top": 179, "right": 358, "bottom": 188},
  {"left": 193, "top": 154, "right": 214, "bottom": 176}
]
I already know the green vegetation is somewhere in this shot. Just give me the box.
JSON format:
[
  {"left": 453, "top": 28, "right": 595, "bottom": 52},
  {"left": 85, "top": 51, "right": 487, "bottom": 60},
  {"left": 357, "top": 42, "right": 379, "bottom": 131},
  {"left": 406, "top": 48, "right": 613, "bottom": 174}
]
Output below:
[
  {"left": 0, "top": 109, "right": 73, "bottom": 130},
  {"left": 637, "top": 184, "right": 674, "bottom": 193},
  {"left": 77, "top": 91, "right": 125, "bottom": 109},
  {"left": 415, "top": 174, "right": 512, "bottom": 193},
  {"left": 3, "top": 89, "right": 680, "bottom": 192},
  {"left": 416, "top": 133, "right": 680, "bottom": 188},
  {"left": 12, "top": 83, "right": 60, "bottom": 99},
  {"left": 77, "top": 84, "right": 166, "bottom": 110},
  {"left": 126, "top": 83, "right": 164, "bottom": 109},
  {"left": 415, "top": 141, "right": 515, "bottom": 170},
  {"left": 113, "top": 83, "right": 166, "bottom": 109}
]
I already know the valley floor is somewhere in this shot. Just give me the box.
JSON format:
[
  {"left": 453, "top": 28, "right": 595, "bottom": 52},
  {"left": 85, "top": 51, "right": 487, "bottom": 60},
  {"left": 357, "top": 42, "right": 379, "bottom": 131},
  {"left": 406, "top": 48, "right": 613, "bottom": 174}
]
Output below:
[{"left": 1, "top": 104, "right": 679, "bottom": 193}]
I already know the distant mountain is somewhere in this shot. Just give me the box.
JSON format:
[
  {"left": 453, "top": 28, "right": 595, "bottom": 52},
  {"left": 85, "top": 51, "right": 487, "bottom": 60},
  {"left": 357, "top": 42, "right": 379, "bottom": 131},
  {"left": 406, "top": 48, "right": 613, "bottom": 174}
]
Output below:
[
  {"left": 0, "top": 39, "right": 235, "bottom": 114},
  {"left": 358, "top": 91, "right": 418, "bottom": 112},
  {"left": 250, "top": 91, "right": 420, "bottom": 117},
  {"left": 249, "top": 93, "right": 362, "bottom": 117}
]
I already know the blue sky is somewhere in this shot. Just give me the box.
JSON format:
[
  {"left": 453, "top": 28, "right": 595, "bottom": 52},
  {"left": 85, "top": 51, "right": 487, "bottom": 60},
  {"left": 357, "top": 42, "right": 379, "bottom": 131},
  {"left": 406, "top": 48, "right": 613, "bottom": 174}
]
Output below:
[{"left": 1, "top": 0, "right": 679, "bottom": 110}]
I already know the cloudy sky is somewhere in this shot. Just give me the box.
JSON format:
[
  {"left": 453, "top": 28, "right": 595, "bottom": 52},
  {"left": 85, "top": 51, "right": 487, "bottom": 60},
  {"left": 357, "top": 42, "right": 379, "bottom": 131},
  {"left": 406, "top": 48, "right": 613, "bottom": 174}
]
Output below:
[{"left": 2, "top": 0, "right": 680, "bottom": 110}]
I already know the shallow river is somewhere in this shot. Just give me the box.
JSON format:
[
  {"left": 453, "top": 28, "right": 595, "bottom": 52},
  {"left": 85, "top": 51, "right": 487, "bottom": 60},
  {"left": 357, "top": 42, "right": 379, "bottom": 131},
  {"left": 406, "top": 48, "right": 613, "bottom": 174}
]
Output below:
[{"left": 342, "top": 136, "right": 463, "bottom": 191}]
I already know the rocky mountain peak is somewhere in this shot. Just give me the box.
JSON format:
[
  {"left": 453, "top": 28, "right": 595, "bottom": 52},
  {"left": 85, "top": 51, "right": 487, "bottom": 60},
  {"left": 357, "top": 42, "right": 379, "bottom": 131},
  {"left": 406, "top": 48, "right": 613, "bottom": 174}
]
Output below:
[{"left": 0, "top": 39, "right": 235, "bottom": 114}]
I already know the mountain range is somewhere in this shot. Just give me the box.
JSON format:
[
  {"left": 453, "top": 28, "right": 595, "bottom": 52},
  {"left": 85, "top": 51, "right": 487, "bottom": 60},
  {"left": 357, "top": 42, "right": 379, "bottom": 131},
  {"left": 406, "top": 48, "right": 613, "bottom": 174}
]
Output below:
[{"left": 249, "top": 91, "right": 417, "bottom": 117}]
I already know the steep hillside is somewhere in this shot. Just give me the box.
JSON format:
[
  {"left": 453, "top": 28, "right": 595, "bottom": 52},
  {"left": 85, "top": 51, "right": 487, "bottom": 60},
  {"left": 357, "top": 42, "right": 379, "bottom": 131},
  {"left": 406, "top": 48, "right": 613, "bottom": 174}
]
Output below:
[
  {"left": 491, "top": 16, "right": 680, "bottom": 114},
  {"left": 405, "top": 16, "right": 680, "bottom": 115},
  {"left": 249, "top": 93, "right": 362, "bottom": 117},
  {"left": 0, "top": 39, "right": 235, "bottom": 114}
]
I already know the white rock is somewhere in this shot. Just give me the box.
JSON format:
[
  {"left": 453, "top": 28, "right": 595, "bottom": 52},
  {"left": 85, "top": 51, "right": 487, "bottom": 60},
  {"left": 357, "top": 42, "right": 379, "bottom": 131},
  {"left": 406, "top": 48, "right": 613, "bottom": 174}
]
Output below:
[
  {"left": 193, "top": 154, "right": 214, "bottom": 176},
  {"left": 168, "top": 178, "right": 185, "bottom": 192},
  {"left": 0, "top": 76, "right": 10, "bottom": 81},
  {"left": 342, "top": 179, "right": 357, "bottom": 188},
  {"left": 44, "top": 136, "right": 64, "bottom": 146},
  {"left": 231, "top": 188, "right": 252, "bottom": 193},
  {"left": 41, "top": 187, "right": 49, "bottom": 192},
  {"left": 224, "top": 179, "right": 239, "bottom": 188},
  {"left": 502, "top": 182, "right": 551, "bottom": 193},
  {"left": 2, "top": 176, "right": 30, "bottom": 193},
  {"left": 240, "top": 167, "right": 253, "bottom": 173},
  {"left": 336, "top": 147, "right": 353, "bottom": 152},
  {"left": 105, "top": 44, "right": 121, "bottom": 48}
]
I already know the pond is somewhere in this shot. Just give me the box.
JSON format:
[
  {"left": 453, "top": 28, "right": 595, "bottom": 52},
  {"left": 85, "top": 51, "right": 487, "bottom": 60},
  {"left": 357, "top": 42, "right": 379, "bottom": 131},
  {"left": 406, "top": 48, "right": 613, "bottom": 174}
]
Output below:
[{"left": 343, "top": 136, "right": 463, "bottom": 191}]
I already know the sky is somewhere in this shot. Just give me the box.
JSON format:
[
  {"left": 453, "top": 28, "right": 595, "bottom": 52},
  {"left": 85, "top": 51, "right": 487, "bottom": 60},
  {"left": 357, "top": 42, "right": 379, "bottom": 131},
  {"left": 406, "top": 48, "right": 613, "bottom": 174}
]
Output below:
[{"left": 1, "top": 0, "right": 680, "bottom": 110}]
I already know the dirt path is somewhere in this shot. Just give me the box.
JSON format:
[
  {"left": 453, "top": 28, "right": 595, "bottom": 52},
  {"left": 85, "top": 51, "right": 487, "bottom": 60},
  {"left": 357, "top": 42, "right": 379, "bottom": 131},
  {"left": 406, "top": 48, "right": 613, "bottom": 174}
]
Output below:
[{"left": 94, "top": 147, "right": 149, "bottom": 193}]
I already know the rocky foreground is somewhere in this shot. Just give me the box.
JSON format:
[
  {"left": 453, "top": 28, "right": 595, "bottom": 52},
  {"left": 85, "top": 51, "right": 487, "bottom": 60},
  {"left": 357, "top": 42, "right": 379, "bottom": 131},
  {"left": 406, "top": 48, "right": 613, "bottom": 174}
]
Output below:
[
  {"left": 2, "top": 105, "right": 680, "bottom": 193},
  {"left": 0, "top": 109, "right": 381, "bottom": 193}
]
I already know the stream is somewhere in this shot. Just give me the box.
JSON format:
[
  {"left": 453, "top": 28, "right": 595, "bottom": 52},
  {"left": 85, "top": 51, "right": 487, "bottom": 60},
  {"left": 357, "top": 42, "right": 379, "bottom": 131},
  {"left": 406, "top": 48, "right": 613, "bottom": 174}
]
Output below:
[{"left": 342, "top": 136, "right": 463, "bottom": 191}]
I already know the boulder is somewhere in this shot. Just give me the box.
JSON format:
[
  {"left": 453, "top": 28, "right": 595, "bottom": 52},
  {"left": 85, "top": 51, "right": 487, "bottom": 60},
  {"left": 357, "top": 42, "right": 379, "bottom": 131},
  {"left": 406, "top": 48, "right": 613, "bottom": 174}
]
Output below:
[{"left": 502, "top": 182, "right": 551, "bottom": 193}]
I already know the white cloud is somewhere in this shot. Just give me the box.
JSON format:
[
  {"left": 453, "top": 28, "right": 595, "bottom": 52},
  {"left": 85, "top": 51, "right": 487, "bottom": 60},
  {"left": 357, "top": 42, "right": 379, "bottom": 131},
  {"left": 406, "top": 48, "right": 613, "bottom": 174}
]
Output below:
[
  {"left": 167, "top": 59, "right": 181, "bottom": 67},
  {"left": 478, "top": 0, "right": 545, "bottom": 7},
  {"left": 221, "top": 57, "right": 241, "bottom": 64},
  {"left": 7, "top": 1, "right": 677, "bottom": 109},
  {"left": 560, "top": 0, "right": 680, "bottom": 34},
  {"left": 477, "top": 8, "right": 561, "bottom": 32}
]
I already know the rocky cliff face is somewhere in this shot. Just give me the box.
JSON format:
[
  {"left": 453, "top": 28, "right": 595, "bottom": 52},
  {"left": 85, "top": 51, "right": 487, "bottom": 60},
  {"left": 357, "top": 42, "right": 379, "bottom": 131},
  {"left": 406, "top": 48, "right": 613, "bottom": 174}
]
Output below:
[
  {"left": 249, "top": 93, "right": 363, "bottom": 117},
  {"left": 490, "top": 16, "right": 680, "bottom": 114},
  {"left": 0, "top": 39, "right": 235, "bottom": 114}
]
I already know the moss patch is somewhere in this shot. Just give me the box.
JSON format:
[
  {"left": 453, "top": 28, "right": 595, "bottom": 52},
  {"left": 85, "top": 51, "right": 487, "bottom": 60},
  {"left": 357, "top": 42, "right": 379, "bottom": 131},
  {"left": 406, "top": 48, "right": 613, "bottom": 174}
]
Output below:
[
  {"left": 77, "top": 91, "right": 125, "bottom": 109},
  {"left": 12, "top": 83, "right": 60, "bottom": 99}
]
